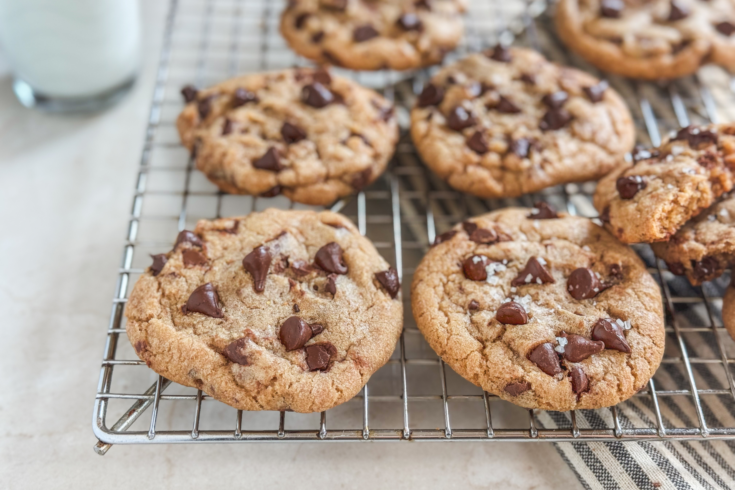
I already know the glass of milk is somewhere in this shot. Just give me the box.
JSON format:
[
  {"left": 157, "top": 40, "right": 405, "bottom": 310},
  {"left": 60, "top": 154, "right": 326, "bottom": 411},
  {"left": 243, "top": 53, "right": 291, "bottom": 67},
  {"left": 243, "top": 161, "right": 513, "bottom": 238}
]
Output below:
[{"left": 0, "top": 0, "right": 141, "bottom": 112}]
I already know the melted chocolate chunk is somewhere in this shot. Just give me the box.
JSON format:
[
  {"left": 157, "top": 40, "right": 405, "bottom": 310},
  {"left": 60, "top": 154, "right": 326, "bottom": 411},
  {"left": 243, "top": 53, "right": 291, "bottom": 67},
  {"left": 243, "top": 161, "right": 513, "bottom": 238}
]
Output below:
[
  {"left": 174, "top": 230, "right": 203, "bottom": 249},
  {"left": 468, "top": 299, "right": 480, "bottom": 311},
  {"left": 183, "top": 283, "right": 223, "bottom": 318},
  {"left": 583, "top": 80, "right": 609, "bottom": 103},
  {"left": 511, "top": 257, "right": 555, "bottom": 286},
  {"left": 415, "top": 0, "right": 431, "bottom": 9},
  {"left": 539, "top": 108, "right": 572, "bottom": 131},
  {"left": 295, "top": 12, "right": 311, "bottom": 29},
  {"left": 591, "top": 318, "right": 631, "bottom": 353},
  {"left": 305, "top": 343, "right": 336, "bottom": 371},
  {"left": 281, "top": 122, "right": 307, "bottom": 144},
  {"left": 315, "top": 242, "right": 348, "bottom": 274},
  {"left": 311, "top": 30, "right": 324, "bottom": 44},
  {"left": 528, "top": 343, "right": 562, "bottom": 376},
  {"left": 310, "top": 323, "right": 324, "bottom": 335},
  {"left": 488, "top": 44, "right": 511, "bottom": 62},
  {"left": 280, "top": 316, "right": 313, "bottom": 351},
  {"left": 600, "top": 206, "right": 611, "bottom": 224},
  {"left": 150, "top": 254, "right": 168, "bottom": 276},
  {"left": 668, "top": 0, "right": 689, "bottom": 21},
  {"left": 716, "top": 22, "right": 735, "bottom": 36},
  {"left": 673, "top": 126, "right": 718, "bottom": 148},
  {"left": 600, "top": 0, "right": 624, "bottom": 18},
  {"left": 541, "top": 91, "right": 569, "bottom": 109},
  {"left": 528, "top": 201, "right": 558, "bottom": 219},
  {"left": 570, "top": 366, "right": 589, "bottom": 395},
  {"left": 692, "top": 256, "right": 719, "bottom": 282},
  {"left": 351, "top": 167, "right": 373, "bottom": 190},
  {"left": 320, "top": 0, "right": 347, "bottom": 10},
  {"left": 326, "top": 274, "right": 338, "bottom": 295},
  {"left": 504, "top": 381, "right": 531, "bottom": 396},
  {"left": 496, "top": 302, "right": 528, "bottom": 325},
  {"left": 291, "top": 259, "right": 315, "bottom": 276},
  {"left": 222, "top": 118, "right": 233, "bottom": 136},
  {"left": 462, "top": 221, "right": 478, "bottom": 235},
  {"left": 567, "top": 267, "right": 602, "bottom": 300},
  {"left": 260, "top": 185, "right": 281, "bottom": 198},
  {"left": 253, "top": 147, "right": 283, "bottom": 172},
  {"left": 463, "top": 255, "right": 491, "bottom": 281},
  {"left": 242, "top": 245, "right": 272, "bottom": 293},
  {"left": 560, "top": 332, "right": 604, "bottom": 362},
  {"left": 223, "top": 338, "right": 250, "bottom": 365},
  {"left": 232, "top": 88, "right": 258, "bottom": 107},
  {"left": 181, "top": 85, "right": 198, "bottom": 103},
  {"left": 466, "top": 130, "right": 489, "bottom": 154},
  {"left": 376, "top": 268, "right": 401, "bottom": 298},
  {"left": 397, "top": 13, "right": 422, "bottom": 30},
  {"left": 495, "top": 96, "right": 521, "bottom": 114},
  {"left": 470, "top": 228, "right": 498, "bottom": 244},
  {"left": 197, "top": 98, "right": 212, "bottom": 119},
  {"left": 293, "top": 304, "right": 300, "bottom": 313},
  {"left": 417, "top": 83, "right": 445, "bottom": 107},
  {"left": 302, "top": 82, "right": 335, "bottom": 108},
  {"left": 353, "top": 24, "right": 379, "bottom": 42},
  {"left": 313, "top": 68, "right": 332, "bottom": 85},
  {"left": 616, "top": 175, "right": 646, "bottom": 199},
  {"left": 446, "top": 106, "right": 476, "bottom": 131},
  {"left": 432, "top": 230, "right": 457, "bottom": 246},
  {"left": 520, "top": 73, "right": 536, "bottom": 85},
  {"left": 183, "top": 249, "right": 208, "bottom": 268},
  {"left": 510, "top": 138, "right": 530, "bottom": 158}
]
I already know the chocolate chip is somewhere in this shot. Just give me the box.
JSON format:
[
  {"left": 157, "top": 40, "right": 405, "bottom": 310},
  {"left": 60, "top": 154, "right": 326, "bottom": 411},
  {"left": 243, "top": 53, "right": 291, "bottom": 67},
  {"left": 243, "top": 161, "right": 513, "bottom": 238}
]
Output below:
[
  {"left": 567, "top": 268, "right": 602, "bottom": 300},
  {"left": 293, "top": 304, "right": 300, "bottom": 313},
  {"left": 470, "top": 228, "right": 498, "bottom": 244},
  {"left": 432, "top": 230, "right": 457, "bottom": 246},
  {"left": 353, "top": 24, "right": 379, "bottom": 42},
  {"left": 301, "top": 82, "right": 335, "bottom": 108},
  {"left": 397, "top": 13, "right": 422, "bottom": 30},
  {"left": 174, "top": 230, "right": 203, "bottom": 249},
  {"left": 569, "top": 366, "right": 589, "bottom": 395},
  {"left": 673, "top": 126, "right": 718, "bottom": 148},
  {"left": 520, "top": 73, "right": 536, "bottom": 85},
  {"left": 232, "top": 88, "right": 258, "bottom": 107},
  {"left": 310, "top": 323, "right": 324, "bottom": 335},
  {"left": 600, "top": 0, "right": 623, "bottom": 18},
  {"left": 183, "top": 283, "right": 223, "bottom": 318},
  {"left": 197, "top": 98, "right": 211, "bottom": 119},
  {"left": 415, "top": 0, "right": 431, "bottom": 9},
  {"left": 295, "top": 12, "right": 310, "bottom": 29},
  {"left": 463, "top": 255, "right": 491, "bottom": 281},
  {"left": 668, "top": 0, "right": 689, "bottom": 21},
  {"left": 468, "top": 299, "right": 480, "bottom": 311},
  {"left": 260, "top": 185, "right": 281, "bottom": 197},
  {"left": 446, "top": 106, "right": 476, "bottom": 131},
  {"left": 692, "top": 256, "right": 719, "bottom": 282},
  {"left": 632, "top": 145, "right": 657, "bottom": 162},
  {"left": 583, "top": 80, "right": 608, "bottom": 103},
  {"left": 600, "top": 206, "right": 611, "bottom": 224},
  {"left": 281, "top": 122, "right": 307, "bottom": 144},
  {"left": 504, "top": 381, "right": 531, "bottom": 396},
  {"left": 529, "top": 201, "right": 558, "bottom": 219},
  {"left": 417, "top": 83, "right": 444, "bottom": 107},
  {"left": 511, "top": 257, "right": 555, "bottom": 286},
  {"left": 313, "top": 68, "right": 332, "bottom": 85},
  {"left": 223, "top": 338, "right": 250, "bottom": 365},
  {"left": 326, "top": 273, "right": 338, "bottom": 295},
  {"left": 539, "top": 108, "right": 572, "bottom": 131},
  {"left": 253, "top": 147, "right": 283, "bottom": 172},
  {"left": 222, "top": 118, "right": 233, "bottom": 135},
  {"left": 321, "top": 49, "right": 343, "bottom": 66},
  {"left": 305, "top": 343, "right": 336, "bottom": 370},
  {"left": 149, "top": 254, "right": 168, "bottom": 276},
  {"left": 697, "top": 151, "right": 718, "bottom": 169},
  {"left": 591, "top": 318, "right": 631, "bottom": 353},
  {"left": 609, "top": 263, "right": 622, "bottom": 278},
  {"left": 489, "top": 44, "right": 511, "bottom": 62},
  {"left": 542, "top": 91, "right": 569, "bottom": 109},
  {"left": 291, "top": 259, "right": 315, "bottom": 276},
  {"left": 376, "top": 268, "right": 401, "bottom": 298},
  {"left": 242, "top": 246, "right": 272, "bottom": 293},
  {"left": 510, "top": 138, "right": 530, "bottom": 158},
  {"left": 320, "top": 0, "right": 347, "bottom": 10},
  {"left": 716, "top": 22, "right": 735, "bottom": 36},
  {"left": 466, "top": 131, "right": 489, "bottom": 154},
  {"left": 560, "top": 332, "right": 604, "bottom": 362},
  {"left": 181, "top": 85, "right": 198, "bottom": 103},
  {"left": 528, "top": 343, "right": 562, "bottom": 376},
  {"left": 462, "top": 221, "right": 478, "bottom": 235},
  {"left": 351, "top": 167, "right": 373, "bottom": 190},
  {"left": 495, "top": 96, "right": 521, "bottom": 114},
  {"left": 616, "top": 175, "right": 646, "bottom": 199},
  {"left": 280, "top": 316, "right": 313, "bottom": 351},
  {"left": 496, "top": 302, "right": 528, "bottom": 325},
  {"left": 183, "top": 249, "right": 208, "bottom": 267},
  {"left": 315, "top": 242, "right": 348, "bottom": 274}
]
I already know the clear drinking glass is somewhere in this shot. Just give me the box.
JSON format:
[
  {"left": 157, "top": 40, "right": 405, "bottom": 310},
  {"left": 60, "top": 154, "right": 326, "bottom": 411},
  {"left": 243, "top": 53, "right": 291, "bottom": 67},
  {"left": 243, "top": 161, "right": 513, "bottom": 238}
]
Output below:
[{"left": 0, "top": 0, "right": 141, "bottom": 112}]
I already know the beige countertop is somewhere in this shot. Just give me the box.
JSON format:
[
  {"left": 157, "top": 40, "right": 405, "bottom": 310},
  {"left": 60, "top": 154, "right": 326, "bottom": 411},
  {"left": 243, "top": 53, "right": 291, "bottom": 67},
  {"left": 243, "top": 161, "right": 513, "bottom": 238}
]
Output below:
[{"left": 0, "top": 1, "right": 582, "bottom": 487}]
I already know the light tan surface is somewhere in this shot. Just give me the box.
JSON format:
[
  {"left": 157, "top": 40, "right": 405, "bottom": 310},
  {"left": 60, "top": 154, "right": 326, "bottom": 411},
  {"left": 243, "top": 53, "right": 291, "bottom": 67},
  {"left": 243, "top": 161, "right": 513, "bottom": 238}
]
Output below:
[{"left": 0, "top": 1, "right": 582, "bottom": 489}]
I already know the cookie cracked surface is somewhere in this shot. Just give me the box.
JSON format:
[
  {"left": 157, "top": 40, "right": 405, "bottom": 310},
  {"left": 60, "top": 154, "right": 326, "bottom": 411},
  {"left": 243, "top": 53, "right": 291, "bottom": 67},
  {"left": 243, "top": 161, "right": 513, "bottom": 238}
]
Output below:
[
  {"left": 409, "top": 48, "right": 635, "bottom": 198},
  {"left": 594, "top": 123, "right": 735, "bottom": 244},
  {"left": 411, "top": 206, "right": 664, "bottom": 411},
  {"left": 126, "top": 209, "right": 403, "bottom": 413},
  {"left": 176, "top": 67, "right": 399, "bottom": 206},
  {"left": 556, "top": 0, "right": 735, "bottom": 80},
  {"left": 279, "top": 0, "right": 467, "bottom": 71}
]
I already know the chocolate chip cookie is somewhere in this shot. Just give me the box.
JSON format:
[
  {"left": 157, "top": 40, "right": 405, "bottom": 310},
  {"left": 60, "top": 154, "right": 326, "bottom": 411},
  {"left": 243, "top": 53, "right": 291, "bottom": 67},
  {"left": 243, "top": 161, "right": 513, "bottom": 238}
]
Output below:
[
  {"left": 556, "top": 0, "right": 735, "bottom": 80},
  {"left": 176, "top": 67, "right": 399, "bottom": 206},
  {"left": 409, "top": 48, "right": 635, "bottom": 198},
  {"left": 411, "top": 205, "right": 664, "bottom": 411},
  {"left": 126, "top": 209, "right": 403, "bottom": 413},
  {"left": 651, "top": 193, "right": 735, "bottom": 284},
  {"left": 594, "top": 124, "right": 735, "bottom": 244},
  {"left": 279, "top": 0, "right": 467, "bottom": 71}
]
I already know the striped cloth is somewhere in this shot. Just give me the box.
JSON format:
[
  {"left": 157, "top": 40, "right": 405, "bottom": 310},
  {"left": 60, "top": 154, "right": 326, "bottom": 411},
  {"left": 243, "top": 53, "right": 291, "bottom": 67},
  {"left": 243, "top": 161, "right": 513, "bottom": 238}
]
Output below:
[{"left": 536, "top": 277, "right": 735, "bottom": 490}]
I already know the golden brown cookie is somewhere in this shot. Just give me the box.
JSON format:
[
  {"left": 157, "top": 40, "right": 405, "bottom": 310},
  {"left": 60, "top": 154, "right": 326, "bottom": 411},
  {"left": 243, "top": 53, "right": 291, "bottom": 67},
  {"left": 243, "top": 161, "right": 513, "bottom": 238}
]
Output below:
[
  {"left": 411, "top": 205, "right": 665, "bottom": 411},
  {"left": 126, "top": 209, "right": 403, "bottom": 413}
]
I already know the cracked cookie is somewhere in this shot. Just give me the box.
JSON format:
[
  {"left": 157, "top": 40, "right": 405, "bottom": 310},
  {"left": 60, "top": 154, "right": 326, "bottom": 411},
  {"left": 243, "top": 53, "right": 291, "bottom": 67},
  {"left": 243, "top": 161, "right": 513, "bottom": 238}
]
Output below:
[
  {"left": 176, "top": 67, "right": 399, "bottom": 206},
  {"left": 279, "top": 0, "right": 467, "bottom": 71},
  {"left": 411, "top": 205, "right": 664, "bottom": 411},
  {"left": 556, "top": 0, "right": 735, "bottom": 80},
  {"left": 126, "top": 208, "right": 403, "bottom": 413},
  {"left": 652, "top": 193, "right": 735, "bottom": 284},
  {"left": 409, "top": 48, "right": 635, "bottom": 198},
  {"left": 594, "top": 124, "right": 735, "bottom": 244}
]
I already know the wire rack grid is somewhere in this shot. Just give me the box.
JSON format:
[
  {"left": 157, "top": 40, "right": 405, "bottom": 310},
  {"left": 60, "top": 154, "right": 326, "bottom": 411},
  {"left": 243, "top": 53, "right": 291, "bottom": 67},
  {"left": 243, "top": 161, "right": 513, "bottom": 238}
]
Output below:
[{"left": 93, "top": 0, "right": 735, "bottom": 454}]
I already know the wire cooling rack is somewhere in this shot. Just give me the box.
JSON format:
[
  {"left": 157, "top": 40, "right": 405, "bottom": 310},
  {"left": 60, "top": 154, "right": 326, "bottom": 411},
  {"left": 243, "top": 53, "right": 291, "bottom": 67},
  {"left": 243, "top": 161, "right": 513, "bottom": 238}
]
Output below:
[{"left": 93, "top": 0, "right": 735, "bottom": 454}]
